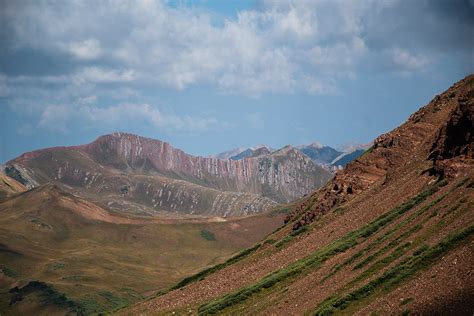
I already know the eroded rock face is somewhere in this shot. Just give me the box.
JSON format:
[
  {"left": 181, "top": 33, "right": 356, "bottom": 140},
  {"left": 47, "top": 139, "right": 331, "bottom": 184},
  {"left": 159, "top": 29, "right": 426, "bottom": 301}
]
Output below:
[
  {"left": 6, "top": 133, "right": 331, "bottom": 216},
  {"left": 286, "top": 74, "right": 474, "bottom": 230},
  {"left": 82, "top": 134, "right": 330, "bottom": 203},
  {"left": 430, "top": 94, "right": 473, "bottom": 161}
]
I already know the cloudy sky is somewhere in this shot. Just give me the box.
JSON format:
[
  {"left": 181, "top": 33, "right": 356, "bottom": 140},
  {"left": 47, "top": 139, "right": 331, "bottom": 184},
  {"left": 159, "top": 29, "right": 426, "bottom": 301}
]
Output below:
[{"left": 0, "top": 0, "right": 472, "bottom": 162}]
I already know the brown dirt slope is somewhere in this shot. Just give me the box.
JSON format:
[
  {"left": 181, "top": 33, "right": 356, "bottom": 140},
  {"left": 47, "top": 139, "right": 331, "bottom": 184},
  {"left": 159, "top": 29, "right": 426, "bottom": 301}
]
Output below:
[
  {"left": 0, "top": 174, "right": 26, "bottom": 200},
  {"left": 121, "top": 74, "right": 474, "bottom": 315}
]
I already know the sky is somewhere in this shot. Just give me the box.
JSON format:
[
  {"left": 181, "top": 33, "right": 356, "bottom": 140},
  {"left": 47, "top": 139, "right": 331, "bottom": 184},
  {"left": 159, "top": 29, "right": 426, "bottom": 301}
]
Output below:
[{"left": 0, "top": 0, "right": 473, "bottom": 162}]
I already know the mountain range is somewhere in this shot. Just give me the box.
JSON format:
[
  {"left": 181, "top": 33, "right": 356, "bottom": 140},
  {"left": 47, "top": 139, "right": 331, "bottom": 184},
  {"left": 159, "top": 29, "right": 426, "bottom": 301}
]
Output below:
[
  {"left": 215, "top": 142, "right": 370, "bottom": 169},
  {"left": 3, "top": 134, "right": 331, "bottom": 217}
]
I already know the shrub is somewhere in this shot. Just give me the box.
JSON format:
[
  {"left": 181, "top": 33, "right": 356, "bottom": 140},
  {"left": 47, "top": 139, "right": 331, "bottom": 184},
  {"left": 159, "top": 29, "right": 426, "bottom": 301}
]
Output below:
[{"left": 200, "top": 229, "right": 216, "bottom": 241}]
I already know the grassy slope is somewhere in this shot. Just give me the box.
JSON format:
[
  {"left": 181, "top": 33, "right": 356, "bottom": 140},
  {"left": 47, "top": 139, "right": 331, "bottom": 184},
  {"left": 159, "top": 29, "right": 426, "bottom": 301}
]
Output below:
[
  {"left": 0, "top": 185, "right": 285, "bottom": 315},
  {"left": 190, "top": 177, "right": 473, "bottom": 315}
]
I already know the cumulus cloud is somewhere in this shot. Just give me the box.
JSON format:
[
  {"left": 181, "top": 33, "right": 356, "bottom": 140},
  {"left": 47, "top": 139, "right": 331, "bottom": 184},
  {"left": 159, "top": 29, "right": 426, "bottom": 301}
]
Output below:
[
  {"left": 38, "top": 102, "right": 223, "bottom": 133},
  {"left": 75, "top": 67, "right": 136, "bottom": 83},
  {"left": 0, "top": 0, "right": 472, "bottom": 135},
  {"left": 67, "top": 39, "right": 102, "bottom": 60},
  {"left": 1, "top": 0, "right": 472, "bottom": 95},
  {"left": 391, "top": 48, "right": 431, "bottom": 72}
]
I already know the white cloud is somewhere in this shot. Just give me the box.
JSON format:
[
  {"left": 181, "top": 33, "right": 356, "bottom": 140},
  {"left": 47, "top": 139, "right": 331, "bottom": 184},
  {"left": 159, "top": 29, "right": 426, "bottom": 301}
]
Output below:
[
  {"left": 0, "top": 75, "right": 10, "bottom": 97},
  {"left": 0, "top": 0, "right": 378, "bottom": 95},
  {"left": 1, "top": 0, "right": 470, "bottom": 98},
  {"left": 37, "top": 102, "right": 223, "bottom": 133},
  {"left": 38, "top": 104, "right": 73, "bottom": 132},
  {"left": 67, "top": 38, "right": 102, "bottom": 60},
  {"left": 75, "top": 67, "right": 136, "bottom": 83},
  {"left": 391, "top": 48, "right": 431, "bottom": 72}
]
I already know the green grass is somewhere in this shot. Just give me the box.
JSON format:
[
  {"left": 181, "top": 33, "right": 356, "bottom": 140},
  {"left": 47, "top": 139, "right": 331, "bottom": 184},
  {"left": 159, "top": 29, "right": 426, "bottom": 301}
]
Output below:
[
  {"left": 264, "top": 239, "right": 277, "bottom": 245},
  {"left": 353, "top": 224, "right": 422, "bottom": 270},
  {"left": 322, "top": 187, "right": 448, "bottom": 283},
  {"left": 9, "top": 281, "right": 84, "bottom": 315},
  {"left": 197, "top": 181, "right": 445, "bottom": 315},
  {"left": 200, "top": 230, "right": 216, "bottom": 241},
  {"left": 313, "top": 225, "right": 474, "bottom": 315},
  {"left": 274, "top": 226, "right": 309, "bottom": 249},
  {"left": 1, "top": 265, "right": 18, "bottom": 277},
  {"left": 99, "top": 291, "right": 131, "bottom": 309},
  {"left": 360, "top": 146, "right": 374, "bottom": 158},
  {"left": 168, "top": 243, "right": 262, "bottom": 292},
  {"left": 400, "top": 297, "right": 414, "bottom": 305}
]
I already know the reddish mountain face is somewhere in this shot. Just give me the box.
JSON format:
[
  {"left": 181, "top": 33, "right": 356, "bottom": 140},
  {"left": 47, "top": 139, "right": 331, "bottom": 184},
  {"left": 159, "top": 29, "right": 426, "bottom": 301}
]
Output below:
[{"left": 5, "top": 134, "right": 331, "bottom": 216}]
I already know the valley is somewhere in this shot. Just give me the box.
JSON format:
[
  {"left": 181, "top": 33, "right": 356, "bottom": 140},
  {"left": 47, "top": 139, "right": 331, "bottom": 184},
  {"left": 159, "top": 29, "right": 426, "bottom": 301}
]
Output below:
[{"left": 0, "top": 180, "right": 287, "bottom": 315}]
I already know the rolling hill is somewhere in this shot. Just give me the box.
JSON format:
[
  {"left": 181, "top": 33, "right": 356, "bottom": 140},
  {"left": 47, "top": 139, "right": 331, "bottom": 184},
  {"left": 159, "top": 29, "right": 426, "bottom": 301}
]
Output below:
[
  {"left": 0, "top": 182, "right": 287, "bottom": 315},
  {"left": 122, "top": 75, "right": 474, "bottom": 315}
]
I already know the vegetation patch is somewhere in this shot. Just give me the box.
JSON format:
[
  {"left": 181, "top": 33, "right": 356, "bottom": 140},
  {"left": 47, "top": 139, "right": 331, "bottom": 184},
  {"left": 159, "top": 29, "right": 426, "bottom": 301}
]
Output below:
[
  {"left": 45, "top": 262, "right": 65, "bottom": 273},
  {"left": 1, "top": 265, "right": 18, "bottom": 277},
  {"left": 264, "top": 239, "right": 277, "bottom": 245},
  {"left": 274, "top": 225, "right": 309, "bottom": 249},
  {"left": 198, "top": 182, "right": 445, "bottom": 315},
  {"left": 200, "top": 229, "right": 216, "bottom": 241},
  {"left": 167, "top": 243, "right": 262, "bottom": 292},
  {"left": 359, "top": 146, "right": 374, "bottom": 158},
  {"left": 275, "top": 235, "right": 293, "bottom": 248},
  {"left": 99, "top": 291, "right": 130, "bottom": 309},
  {"left": 9, "top": 281, "right": 85, "bottom": 315},
  {"left": 353, "top": 224, "right": 422, "bottom": 270},
  {"left": 323, "top": 187, "right": 447, "bottom": 283},
  {"left": 313, "top": 225, "right": 474, "bottom": 315}
]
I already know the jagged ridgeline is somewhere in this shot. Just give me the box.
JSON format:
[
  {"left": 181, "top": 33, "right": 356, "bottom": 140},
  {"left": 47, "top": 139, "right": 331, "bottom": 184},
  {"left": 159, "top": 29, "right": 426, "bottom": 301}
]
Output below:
[
  {"left": 4, "top": 134, "right": 331, "bottom": 216},
  {"left": 122, "top": 75, "right": 474, "bottom": 315}
]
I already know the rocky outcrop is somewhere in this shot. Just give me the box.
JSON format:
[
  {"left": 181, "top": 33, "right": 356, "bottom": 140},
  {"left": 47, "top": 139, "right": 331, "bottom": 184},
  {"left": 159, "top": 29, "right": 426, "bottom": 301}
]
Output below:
[
  {"left": 286, "top": 74, "right": 474, "bottom": 230},
  {"left": 5, "top": 133, "right": 331, "bottom": 216}
]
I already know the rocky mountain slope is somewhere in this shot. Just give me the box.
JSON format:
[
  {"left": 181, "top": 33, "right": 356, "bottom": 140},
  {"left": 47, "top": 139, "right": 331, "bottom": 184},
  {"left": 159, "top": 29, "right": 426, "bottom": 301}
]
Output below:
[
  {"left": 4, "top": 134, "right": 331, "bottom": 216},
  {"left": 122, "top": 75, "right": 474, "bottom": 315}
]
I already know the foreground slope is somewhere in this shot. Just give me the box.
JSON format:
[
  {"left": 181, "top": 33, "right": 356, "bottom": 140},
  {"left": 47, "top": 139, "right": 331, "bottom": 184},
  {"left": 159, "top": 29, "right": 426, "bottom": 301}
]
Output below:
[
  {"left": 5, "top": 134, "right": 331, "bottom": 216},
  {"left": 0, "top": 184, "right": 285, "bottom": 315},
  {"left": 123, "top": 75, "right": 473, "bottom": 315}
]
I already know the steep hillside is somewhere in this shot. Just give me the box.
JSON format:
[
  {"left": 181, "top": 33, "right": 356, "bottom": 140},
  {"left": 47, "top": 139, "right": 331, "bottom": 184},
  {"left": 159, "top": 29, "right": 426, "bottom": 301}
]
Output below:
[
  {"left": 5, "top": 134, "right": 331, "bottom": 216},
  {"left": 0, "top": 184, "right": 285, "bottom": 315},
  {"left": 123, "top": 75, "right": 474, "bottom": 315}
]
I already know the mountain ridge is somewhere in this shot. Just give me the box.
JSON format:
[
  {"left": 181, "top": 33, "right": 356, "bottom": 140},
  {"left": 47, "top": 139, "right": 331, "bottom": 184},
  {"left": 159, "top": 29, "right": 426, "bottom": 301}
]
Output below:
[{"left": 5, "top": 132, "right": 331, "bottom": 216}]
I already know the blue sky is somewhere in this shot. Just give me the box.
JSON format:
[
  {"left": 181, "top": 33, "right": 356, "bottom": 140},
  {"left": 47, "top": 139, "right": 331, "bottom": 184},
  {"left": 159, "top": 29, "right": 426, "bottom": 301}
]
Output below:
[{"left": 0, "top": 0, "right": 473, "bottom": 162}]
